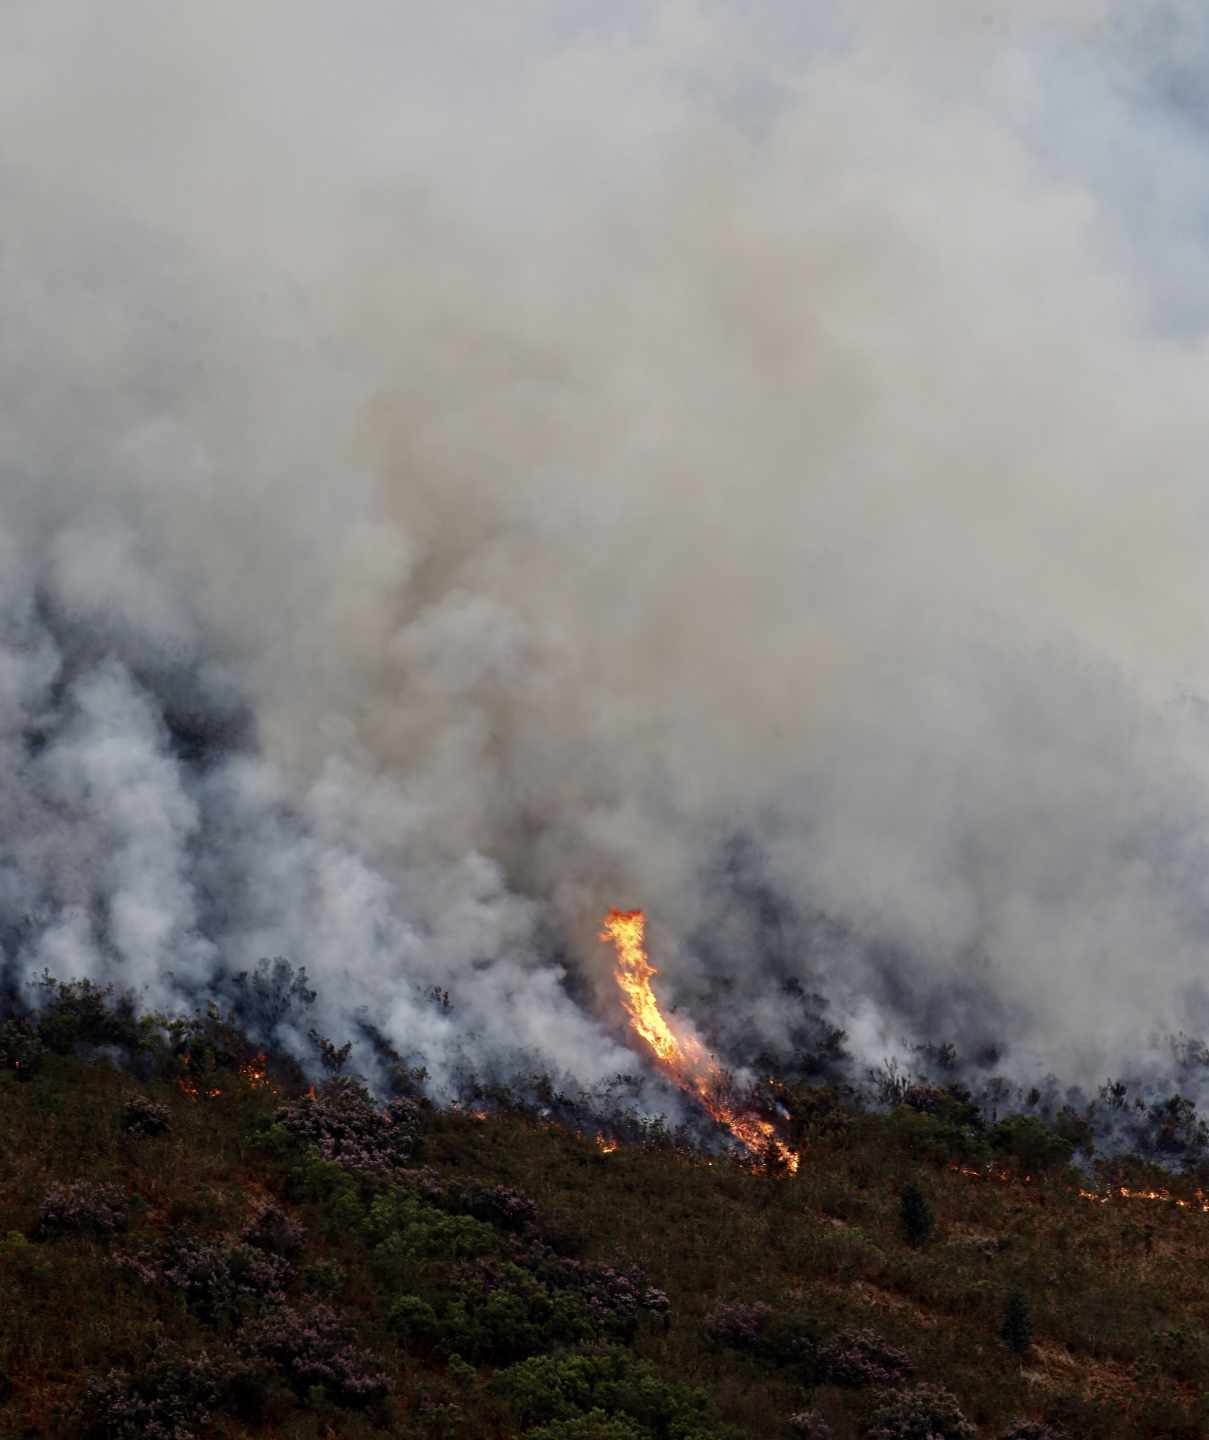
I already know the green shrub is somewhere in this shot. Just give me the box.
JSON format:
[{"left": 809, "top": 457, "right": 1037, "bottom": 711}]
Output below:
[
  {"left": 886, "top": 1107, "right": 989, "bottom": 1167},
  {"left": 387, "top": 1294, "right": 439, "bottom": 1347},
  {"left": 492, "top": 1349, "right": 725, "bottom": 1437},
  {"left": 988, "top": 1116, "right": 1074, "bottom": 1174},
  {"left": 525, "top": 1412, "right": 646, "bottom": 1440}
]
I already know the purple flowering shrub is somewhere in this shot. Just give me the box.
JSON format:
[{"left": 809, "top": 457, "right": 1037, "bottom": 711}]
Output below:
[
  {"left": 121, "top": 1232, "right": 293, "bottom": 1322},
  {"left": 37, "top": 1181, "right": 128, "bottom": 1239},
  {"left": 240, "top": 1302, "right": 392, "bottom": 1408},
  {"left": 240, "top": 1200, "right": 305, "bottom": 1258},
  {"left": 564, "top": 1259, "right": 670, "bottom": 1335},
  {"left": 864, "top": 1383, "right": 976, "bottom": 1440},
  {"left": 453, "top": 1181, "right": 540, "bottom": 1233},
  {"left": 820, "top": 1328, "right": 913, "bottom": 1388},
  {"left": 73, "top": 1342, "right": 223, "bottom": 1440},
  {"left": 520, "top": 1240, "right": 670, "bottom": 1333},
  {"left": 703, "top": 1304, "right": 908, "bottom": 1387},
  {"left": 123, "top": 1095, "right": 171, "bottom": 1136},
  {"left": 786, "top": 1411, "right": 834, "bottom": 1439},
  {"left": 273, "top": 1079, "right": 421, "bottom": 1173},
  {"left": 703, "top": 1299, "right": 773, "bottom": 1350}
]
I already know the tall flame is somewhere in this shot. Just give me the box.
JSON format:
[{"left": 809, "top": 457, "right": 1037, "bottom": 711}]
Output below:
[{"left": 601, "top": 908, "right": 799, "bottom": 1174}]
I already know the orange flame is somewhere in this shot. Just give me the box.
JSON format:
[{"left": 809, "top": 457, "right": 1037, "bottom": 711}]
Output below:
[
  {"left": 601, "top": 909, "right": 799, "bottom": 1174},
  {"left": 595, "top": 1134, "right": 620, "bottom": 1154},
  {"left": 947, "top": 1163, "right": 1209, "bottom": 1213},
  {"left": 238, "top": 1053, "right": 278, "bottom": 1094}
]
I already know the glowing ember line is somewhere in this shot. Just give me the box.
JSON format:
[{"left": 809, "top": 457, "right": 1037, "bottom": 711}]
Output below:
[
  {"left": 947, "top": 1163, "right": 1209, "bottom": 1213},
  {"left": 601, "top": 908, "right": 799, "bottom": 1174}
]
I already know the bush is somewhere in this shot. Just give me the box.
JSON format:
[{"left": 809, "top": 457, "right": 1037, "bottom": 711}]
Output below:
[
  {"left": 34, "top": 975, "right": 144, "bottom": 1056},
  {"left": 820, "top": 1328, "right": 913, "bottom": 1388},
  {"left": 526, "top": 1412, "right": 646, "bottom": 1440},
  {"left": 758, "top": 1308, "right": 827, "bottom": 1371},
  {"left": 451, "top": 1181, "right": 540, "bottom": 1233},
  {"left": 434, "top": 1249, "right": 670, "bottom": 1364},
  {"left": 240, "top": 1200, "right": 305, "bottom": 1258},
  {"left": 0, "top": 1017, "right": 44, "bottom": 1077},
  {"left": 989, "top": 1116, "right": 1074, "bottom": 1174},
  {"left": 122, "top": 1232, "right": 293, "bottom": 1323},
  {"left": 786, "top": 1412, "right": 833, "bottom": 1439},
  {"left": 998, "top": 1424, "right": 1061, "bottom": 1440},
  {"left": 273, "top": 1079, "right": 422, "bottom": 1174},
  {"left": 492, "top": 1349, "right": 722, "bottom": 1436},
  {"left": 123, "top": 1095, "right": 170, "bottom": 1136},
  {"left": 887, "top": 1108, "right": 990, "bottom": 1167},
  {"left": 441, "top": 1264, "right": 593, "bottom": 1363},
  {"left": 301, "top": 1257, "right": 348, "bottom": 1299},
  {"left": 899, "top": 1184, "right": 934, "bottom": 1248},
  {"left": 864, "top": 1383, "right": 976, "bottom": 1440},
  {"left": 703, "top": 1299, "right": 772, "bottom": 1350},
  {"left": 240, "top": 1302, "right": 392, "bottom": 1408},
  {"left": 37, "top": 1181, "right": 128, "bottom": 1239},
  {"left": 73, "top": 1341, "right": 225, "bottom": 1440},
  {"left": 522, "top": 1250, "right": 671, "bottom": 1339},
  {"left": 1000, "top": 1293, "right": 1033, "bottom": 1356},
  {"left": 387, "top": 1294, "right": 440, "bottom": 1347}
]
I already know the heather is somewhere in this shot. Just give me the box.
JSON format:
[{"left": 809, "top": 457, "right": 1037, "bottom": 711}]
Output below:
[{"left": 3, "top": 987, "right": 1209, "bottom": 1436}]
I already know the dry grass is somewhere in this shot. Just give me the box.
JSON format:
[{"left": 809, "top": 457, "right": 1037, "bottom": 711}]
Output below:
[{"left": 3, "top": 1047, "right": 1209, "bottom": 1437}]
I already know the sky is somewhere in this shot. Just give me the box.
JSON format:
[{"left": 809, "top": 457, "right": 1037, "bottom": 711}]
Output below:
[{"left": 5, "top": 2, "right": 1209, "bottom": 1106}]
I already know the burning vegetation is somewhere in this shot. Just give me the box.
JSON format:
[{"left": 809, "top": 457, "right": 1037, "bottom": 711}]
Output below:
[
  {"left": 6, "top": 976, "right": 1209, "bottom": 1438},
  {"left": 601, "top": 908, "right": 800, "bottom": 1174}
]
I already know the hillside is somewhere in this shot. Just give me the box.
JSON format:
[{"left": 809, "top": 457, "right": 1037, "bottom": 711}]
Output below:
[{"left": 2, "top": 987, "right": 1209, "bottom": 1439}]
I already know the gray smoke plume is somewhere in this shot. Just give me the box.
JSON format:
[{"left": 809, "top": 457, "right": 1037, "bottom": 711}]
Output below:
[{"left": 6, "top": 2, "right": 1209, "bottom": 1104}]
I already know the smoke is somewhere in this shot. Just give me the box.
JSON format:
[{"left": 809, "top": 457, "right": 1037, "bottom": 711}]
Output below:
[{"left": 6, "top": 1, "right": 1209, "bottom": 1102}]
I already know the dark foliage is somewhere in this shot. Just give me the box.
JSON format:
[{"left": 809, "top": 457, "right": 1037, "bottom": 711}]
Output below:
[
  {"left": 989, "top": 1116, "right": 1075, "bottom": 1174},
  {"left": 34, "top": 976, "right": 144, "bottom": 1056},
  {"left": 490, "top": 1347, "right": 732, "bottom": 1437},
  {"left": 37, "top": 1181, "right": 129, "bottom": 1239},
  {"left": 786, "top": 1412, "right": 833, "bottom": 1439},
  {"left": 229, "top": 956, "right": 317, "bottom": 1034},
  {"left": 820, "top": 1327, "right": 913, "bottom": 1388},
  {"left": 451, "top": 1180, "right": 540, "bottom": 1233},
  {"left": 899, "top": 1182, "right": 934, "bottom": 1247},
  {"left": 73, "top": 1340, "right": 225, "bottom": 1440},
  {"left": 273, "top": 1078, "right": 422, "bottom": 1173},
  {"left": 240, "top": 1302, "right": 391, "bottom": 1408},
  {"left": 123, "top": 1095, "right": 170, "bottom": 1136},
  {"left": 0, "top": 1016, "right": 44, "bottom": 1077},
  {"left": 863, "top": 1382, "right": 977, "bottom": 1440},
  {"left": 1000, "top": 1292, "right": 1033, "bottom": 1355},
  {"left": 703, "top": 1300, "right": 773, "bottom": 1351},
  {"left": 7, "top": 977, "right": 1209, "bottom": 1440},
  {"left": 240, "top": 1200, "right": 305, "bottom": 1259}
]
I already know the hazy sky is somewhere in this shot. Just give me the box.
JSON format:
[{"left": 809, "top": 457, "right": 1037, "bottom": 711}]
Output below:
[{"left": 5, "top": 2, "right": 1209, "bottom": 1102}]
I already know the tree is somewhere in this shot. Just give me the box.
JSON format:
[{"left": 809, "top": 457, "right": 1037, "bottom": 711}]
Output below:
[
  {"left": 1000, "top": 1292, "right": 1032, "bottom": 1355},
  {"left": 899, "top": 1182, "right": 934, "bottom": 1247}
]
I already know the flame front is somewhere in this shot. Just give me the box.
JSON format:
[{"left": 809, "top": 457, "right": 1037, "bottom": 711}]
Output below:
[
  {"left": 947, "top": 1163, "right": 1209, "bottom": 1213},
  {"left": 601, "top": 908, "right": 798, "bottom": 1174}
]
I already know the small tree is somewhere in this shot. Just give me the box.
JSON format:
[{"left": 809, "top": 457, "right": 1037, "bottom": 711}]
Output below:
[
  {"left": 1000, "top": 1292, "right": 1033, "bottom": 1355},
  {"left": 899, "top": 1183, "right": 934, "bottom": 1247}
]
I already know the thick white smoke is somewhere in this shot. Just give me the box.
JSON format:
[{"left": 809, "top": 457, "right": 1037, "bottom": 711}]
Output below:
[{"left": 5, "top": 1, "right": 1209, "bottom": 1098}]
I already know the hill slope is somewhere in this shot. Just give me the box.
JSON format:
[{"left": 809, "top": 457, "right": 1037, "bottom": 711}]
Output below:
[{"left": 2, "top": 994, "right": 1209, "bottom": 1439}]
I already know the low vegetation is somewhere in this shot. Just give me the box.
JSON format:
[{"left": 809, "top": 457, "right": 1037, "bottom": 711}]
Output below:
[{"left": 2, "top": 980, "right": 1209, "bottom": 1437}]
